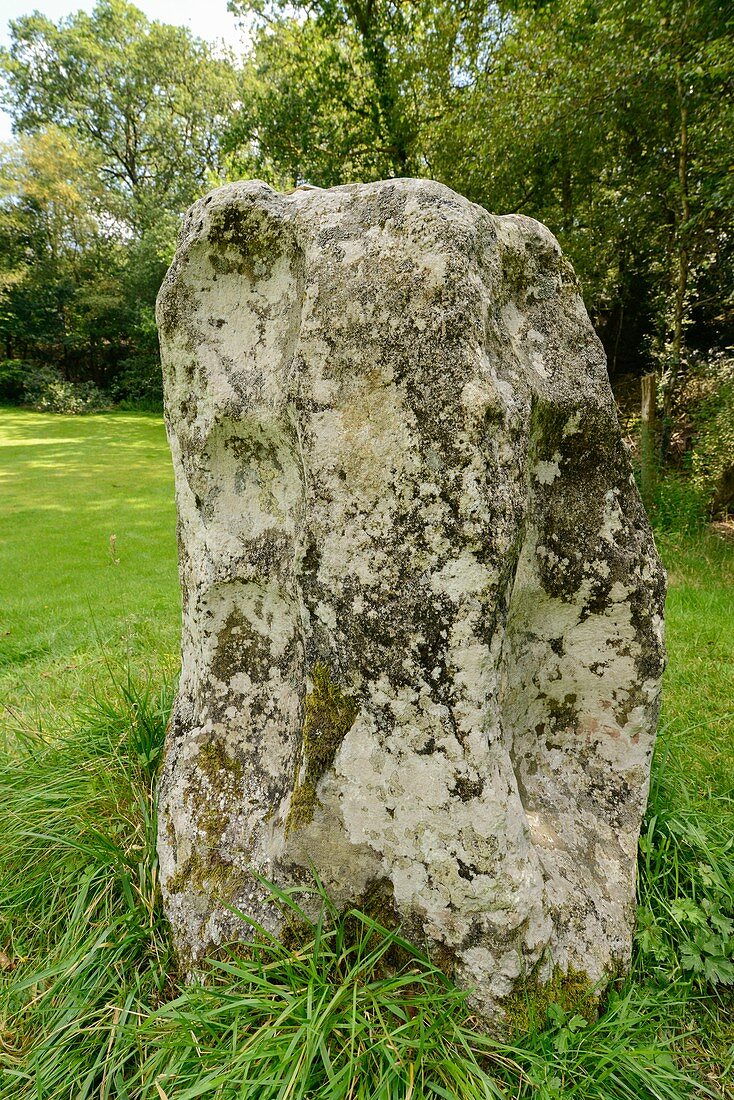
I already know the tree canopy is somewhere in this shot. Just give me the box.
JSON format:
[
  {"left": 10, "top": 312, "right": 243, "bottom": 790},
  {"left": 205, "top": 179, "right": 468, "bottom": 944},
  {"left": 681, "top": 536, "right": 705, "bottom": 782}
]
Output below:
[
  {"left": 3, "top": 0, "right": 238, "bottom": 229},
  {"left": 0, "top": 0, "right": 731, "bottom": 407}
]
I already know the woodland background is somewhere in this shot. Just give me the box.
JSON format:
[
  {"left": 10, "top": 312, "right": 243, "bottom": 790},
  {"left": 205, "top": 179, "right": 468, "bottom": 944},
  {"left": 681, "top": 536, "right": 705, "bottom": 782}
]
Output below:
[{"left": 0, "top": 0, "right": 732, "bottom": 511}]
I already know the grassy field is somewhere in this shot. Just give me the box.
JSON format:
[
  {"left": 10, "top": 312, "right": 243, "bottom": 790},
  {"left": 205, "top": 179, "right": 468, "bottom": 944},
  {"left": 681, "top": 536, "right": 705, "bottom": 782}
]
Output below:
[
  {"left": 0, "top": 408, "right": 179, "bottom": 737},
  {"left": 0, "top": 409, "right": 732, "bottom": 1098},
  {"left": 657, "top": 528, "right": 734, "bottom": 799}
]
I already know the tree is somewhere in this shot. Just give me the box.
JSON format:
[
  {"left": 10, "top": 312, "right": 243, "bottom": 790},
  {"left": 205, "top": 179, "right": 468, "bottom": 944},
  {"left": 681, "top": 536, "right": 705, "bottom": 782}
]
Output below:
[
  {"left": 0, "top": 127, "right": 122, "bottom": 373},
  {"left": 225, "top": 0, "right": 494, "bottom": 185},
  {"left": 228, "top": 0, "right": 733, "bottom": 405},
  {"left": 1, "top": 0, "right": 239, "bottom": 231},
  {"left": 225, "top": 16, "right": 390, "bottom": 188},
  {"left": 0, "top": 1, "right": 242, "bottom": 395},
  {"left": 2, "top": 0, "right": 731, "bottom": 410}
]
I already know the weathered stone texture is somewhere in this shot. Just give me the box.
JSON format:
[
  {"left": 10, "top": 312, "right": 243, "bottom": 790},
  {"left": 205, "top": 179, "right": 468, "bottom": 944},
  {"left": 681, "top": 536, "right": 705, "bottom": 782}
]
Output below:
[{"left": 156, "top": 178, "right": 665, "bottom": 1016}]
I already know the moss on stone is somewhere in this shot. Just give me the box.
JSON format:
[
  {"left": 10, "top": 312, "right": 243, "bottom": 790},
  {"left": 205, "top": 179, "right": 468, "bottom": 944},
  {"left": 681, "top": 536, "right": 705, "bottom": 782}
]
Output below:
[
  {"left": 195, "top": 803, "right": 227, "bottom": 844},
  {"left": 164, "top": 808, "right": 177, "bottom": 851},
  {"left": 286, "top": 664, "right": 358, "bottom": 834},
  {"left": 500, "top": 246, "right": 530, "bottom": 301},
  {"left": 166, "top": 848, "right": 244, "bottom": 902},
  {"left": 286, "top": 779, "right": 319, "bottom": 834},
  {"left": 166, "top": 852, "right": 199, "bottom": 896},
  {"left": 198, "top": 738, "right": 245, "bottom": 784},
  {"left": 280, "top": 911, "right": 317, "bottom": 952},
  {"left": 186, "top": 738, "right": 245, "bottom": 845},
  {"left": 501, "top": 965, "right": 600, "bottom": 1036}
]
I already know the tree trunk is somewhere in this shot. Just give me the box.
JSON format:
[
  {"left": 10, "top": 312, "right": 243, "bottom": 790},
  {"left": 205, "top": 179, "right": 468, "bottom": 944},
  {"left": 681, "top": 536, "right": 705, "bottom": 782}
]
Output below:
[
  {"left": 347, "top": 0, "right": 411, "bottom": 174},
  {"left": 660, "top": 67, "right": 691, "bottom": 463}
]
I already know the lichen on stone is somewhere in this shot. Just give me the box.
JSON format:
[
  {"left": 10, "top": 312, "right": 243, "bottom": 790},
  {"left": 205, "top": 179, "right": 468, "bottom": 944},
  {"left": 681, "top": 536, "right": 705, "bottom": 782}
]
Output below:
[
  {"left": 156, "top": 177, "right": 666, "bottom": 1021},
  {"left": 167, "top": 849, "right": 243, "bottom": 902}
]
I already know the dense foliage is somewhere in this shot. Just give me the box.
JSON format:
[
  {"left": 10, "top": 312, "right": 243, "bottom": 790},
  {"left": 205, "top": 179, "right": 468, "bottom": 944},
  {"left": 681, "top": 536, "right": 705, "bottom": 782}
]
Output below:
[
  {"left": 0, "top": 0, "right": 237, "bottom": 400},
  {"left": 1, "top": 0, "right": 732, "bottom": 418},
  {"left": 231, "top": 0, "right": 734, "bottom": 373}
]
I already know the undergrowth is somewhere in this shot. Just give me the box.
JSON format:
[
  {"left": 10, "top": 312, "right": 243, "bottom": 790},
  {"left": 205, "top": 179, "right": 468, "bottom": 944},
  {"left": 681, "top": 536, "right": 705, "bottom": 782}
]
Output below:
[
  {"left": 0, "top": 673, "right": 726, "bottom": 1099},
  {"left": 638, "top": 745, "right": 734, "bottom": 990}
]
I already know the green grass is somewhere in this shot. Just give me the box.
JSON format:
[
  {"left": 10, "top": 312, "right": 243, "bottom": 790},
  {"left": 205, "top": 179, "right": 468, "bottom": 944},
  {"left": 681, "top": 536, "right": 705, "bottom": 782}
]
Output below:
[
  {"left": 636, "top": 526, "right": 734, "bottom": 1090},
  {"left": 656, "top": 527, "right": 734, "bottom": 801},
  {"left": 0, "top": 407, "right": 179, "bottom": 736},
  {"left": 0, "top": 410, "right": 733, "bottom": 1097},
  {"left": 0, "top": 684, "right": 710, "bottom": 1098}
]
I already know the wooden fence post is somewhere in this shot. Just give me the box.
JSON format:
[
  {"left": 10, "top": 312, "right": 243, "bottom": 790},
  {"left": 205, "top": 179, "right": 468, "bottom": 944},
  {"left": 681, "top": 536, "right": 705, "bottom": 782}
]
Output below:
[{"left": 640, "top": 372, "right": 657, "bottom": 511}]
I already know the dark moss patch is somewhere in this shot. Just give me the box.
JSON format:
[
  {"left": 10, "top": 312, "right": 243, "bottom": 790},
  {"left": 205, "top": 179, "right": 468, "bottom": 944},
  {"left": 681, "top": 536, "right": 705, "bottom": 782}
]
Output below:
[
  {"left": 450, "top": 775, "right": 485, "bottom": 801},
  {"left": 501, "top": 965, "right": 601, "bottom": 1036},
  {"left": 428, "top": 940, "right": 459, "bottom": 981},
  {"left": 207, "top": 203, "right": 285, "bottom": 282},
  {"left": 547, "top": 694, "right": 579, "bottom": 733},
  {"left": 212, "top": 610, "right": 273, "bottom": 686},
  {"left": 341, "top": 878, "right": 419, "bottom": 978},
  {"left": 184, "top": 738, "right": 246, "bottom": 846},
  {"left": 500, "top": 246, "right": 531, "bottom": 303},
  {"left": 457, "top": 858, "right": 476, "bottom": 881},
  {"left": 276, "top": 876, "right": 399, "bottom": 952},
  {"left": 279, "top": 909, "right": 317, "bottom": 952},
  {"left": 286, "top": 664, "right": 358, "bottom": 834},
  {"left": 166, "top": 849, "right": 244, "bottom": 902},
  {"left": 198, "top": 738, "right": 245, "bottom": 785},
  {"left": 358, "top": 877, "right": 401, "bottom": 932}
]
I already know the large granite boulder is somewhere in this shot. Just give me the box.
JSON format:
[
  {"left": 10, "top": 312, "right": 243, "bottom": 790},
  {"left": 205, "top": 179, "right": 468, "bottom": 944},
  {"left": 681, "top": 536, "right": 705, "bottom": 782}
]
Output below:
[{"left": 156, "top": 178, "right": 665, "bottom": 1016}]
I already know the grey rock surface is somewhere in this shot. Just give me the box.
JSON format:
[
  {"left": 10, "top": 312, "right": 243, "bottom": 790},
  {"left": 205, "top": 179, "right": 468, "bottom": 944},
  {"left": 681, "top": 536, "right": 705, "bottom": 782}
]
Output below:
[{"left": 156, "top": 177, "right": 665, "bottom": 1015}]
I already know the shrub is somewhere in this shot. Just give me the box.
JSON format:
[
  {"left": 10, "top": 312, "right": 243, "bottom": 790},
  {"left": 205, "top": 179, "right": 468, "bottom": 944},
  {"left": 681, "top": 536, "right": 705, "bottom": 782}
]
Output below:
[
  {"left": 109, "top": 352, "right": 164, "bottom": 411},
  {"left": 21, "top": 364, "right": 108, "bottom": 413},
  {"left": 689, "top": 351, "right": 734, "bottom": 516}
]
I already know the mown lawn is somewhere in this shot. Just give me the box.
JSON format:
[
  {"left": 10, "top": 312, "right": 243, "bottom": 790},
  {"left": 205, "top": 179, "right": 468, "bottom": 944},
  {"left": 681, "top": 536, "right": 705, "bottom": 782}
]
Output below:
[
  {"left": 0, "top": 407, "right": 179, "bottom": 737},
  {"left": 657, "top": 528, "right": 734, "bottom": 800},
  {"left": 0, "top": 408, "right": 732, "bottom": 1098}
]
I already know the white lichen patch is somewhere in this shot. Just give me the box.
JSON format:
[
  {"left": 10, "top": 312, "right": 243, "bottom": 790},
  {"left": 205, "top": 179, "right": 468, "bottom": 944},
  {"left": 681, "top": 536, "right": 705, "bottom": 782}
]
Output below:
[
  {"left": 156, "top": 177, "right": 665, "bottom": 1018},
  {"left": 430, "top": 553, "right": 496, "bottom": 602},
  {"left": 533, "top": 454, "right": 562, "bottom": 484}
]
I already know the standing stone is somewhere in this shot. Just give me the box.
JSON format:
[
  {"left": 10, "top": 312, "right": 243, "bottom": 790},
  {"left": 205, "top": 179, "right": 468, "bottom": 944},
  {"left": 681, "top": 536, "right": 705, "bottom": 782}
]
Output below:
[{"left": 156, "top": 178, "right": 665, "bottom": 1016}]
